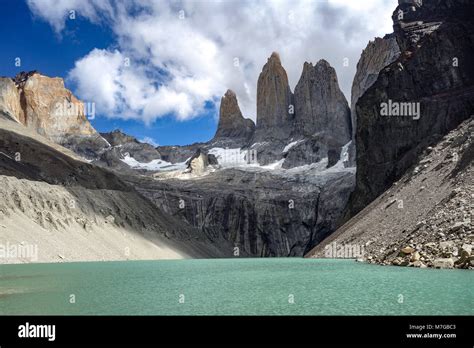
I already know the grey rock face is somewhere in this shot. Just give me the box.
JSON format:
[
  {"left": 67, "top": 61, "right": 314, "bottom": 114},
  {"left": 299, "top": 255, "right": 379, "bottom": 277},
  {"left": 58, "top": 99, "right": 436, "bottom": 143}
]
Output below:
[
  {"left": 348, "top": 34, "right": 400, "bottom": 166},
  {"left": 127, "top": 167, "right": 355, "bottom": 257},
  {"left": 281, "top": 136, "right": 331, "bottom": 169},
  {"left": 185, "top": 148, "right": 218, "bottom": 174},
  {"left": 212, "top": 89, "right": 255, "bottom": 146},
  {"left": 254, "top": 52, "right": 293, "bottom": 141},
  {"left": 289, "top": 59, "right": 351, "bottom": 169},
  {"left": 348, "top": 0, "right": 474, "bottom": 216},
  {"left": 0, "top": 78, "right": 22, "bottom": 123},
  {"left": 157, "top": 143, "right": 204, "bottom": 164},
  {"left": 293, "top": 60, "right": 351, "bottom": 142},
  {"left": 251, "top": 56, "right": 351, "bottom": 168},
  {"left": 61, "top": 134, "right": 111, "bottom": 161},
  {"left": 101, "top": 130, "right": 161, "bottom": 163},
  {"left": 101, "top": 129, "right": 137, "bottom": 146}
]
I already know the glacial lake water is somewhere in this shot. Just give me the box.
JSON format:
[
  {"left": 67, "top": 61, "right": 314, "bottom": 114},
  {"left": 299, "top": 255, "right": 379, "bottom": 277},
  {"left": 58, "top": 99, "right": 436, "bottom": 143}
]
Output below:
[{"left": 0, "top": 258, "right": 472, "bottom": 315}]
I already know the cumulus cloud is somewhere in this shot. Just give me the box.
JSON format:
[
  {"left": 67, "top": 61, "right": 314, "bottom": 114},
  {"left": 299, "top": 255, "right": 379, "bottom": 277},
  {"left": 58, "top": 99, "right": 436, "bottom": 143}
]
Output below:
[{"left": 27, "top": 0, "right": 398, "bottom": 123}]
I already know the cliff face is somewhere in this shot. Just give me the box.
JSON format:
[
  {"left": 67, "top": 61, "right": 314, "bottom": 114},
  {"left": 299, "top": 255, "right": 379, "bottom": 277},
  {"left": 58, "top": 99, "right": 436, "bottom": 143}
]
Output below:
[
  {"left": 0, "top": 78, "right": 22, "bottom": 123},
  {"left": 349, "top": 0, "right": 474, "bottom": 215},
  {"left": 254, "top": 52, "right": 293, "bottom": 141},
  {"left": 15, "top": 72, "right": 97, "bottom": 142},
  {"left": 0, "top": 71, "right": 110, "bottom": 161},
  {"left": 100, "top": 129, "right": 161, "bottom": 163},
  {"left": 212, "top": 89, "right": 255, "bottom": 146},
  {"left": 128, "top": 167, "right": 354, "bottom": 257},
  {"left": 284, "top": 59, "right": 351, "bottom": 169},
  {"left": 348, "top": 35, "right": 400, "bottom": 166},
  {"left": 294, "top": 59, "right": 351, "bottom": 142},
  {"left": 250, "top": 53, "right": 351, "bottom": 168}
]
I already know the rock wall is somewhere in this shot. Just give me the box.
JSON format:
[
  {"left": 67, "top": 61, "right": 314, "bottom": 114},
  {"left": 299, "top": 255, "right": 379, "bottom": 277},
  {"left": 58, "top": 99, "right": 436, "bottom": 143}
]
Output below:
[
  {"left": 348, "top": 34, "right": 400, "bottom": 166},
  {"left": 251, "top": 53, "right": 351, "bottom": 168},
  {"left": 212, "top": 89, "right": 255, "bottom": 146},
  {"left": 294, "top": 59, "right": 351, "bottom": 143},
  {"left": 254, "top": 52, "right": 293, "bottom": 141},
  {"left": 348, "top": 0, "right": 474, "bottom": 216},
  {"left": 128, "top": 168, "right": 355, "bottom": 257},
  {"left": 19, "top": 72, "right": 97, "bottom": 142},
  {"left": 100, "top": 130, "right": 161, "bottom": 163},
  {"left": 0, "top": 78, "right": 22, "bottom": 123}
]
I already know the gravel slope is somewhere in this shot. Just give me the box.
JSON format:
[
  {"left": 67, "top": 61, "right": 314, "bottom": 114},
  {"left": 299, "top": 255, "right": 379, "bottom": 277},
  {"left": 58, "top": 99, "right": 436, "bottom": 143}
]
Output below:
[{"left": 306, "top": 119, "right": 473, "bottom": 269}]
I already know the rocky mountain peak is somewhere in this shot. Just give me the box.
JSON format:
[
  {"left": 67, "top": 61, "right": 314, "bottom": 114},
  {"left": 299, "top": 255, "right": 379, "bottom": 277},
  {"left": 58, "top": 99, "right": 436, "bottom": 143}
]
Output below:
[
  {"left": 212, "top": 89, "right": 255, "bottom": 145},
  {"left": 101, "top": 129, "right": 139, "bottom": 146},
  {"left": 254, "top": 51, "right": 293, "bottom": 140},
  {"left": 268, "top": 51, "right": 282, "bottom": 65},
  {"left": 13, "top": 70, "right": 40, "bottom": 88},
  {"left": 0, "top": 71, "right": 98, "bottom": 145},
  {"left": 20, "top": 73, "right": 97, "bottom": 143},
  {"left": 220, "top": 89, "right": 241, "bottom": 119},
  {"left": 315, "top": 59, "right": 331, "bottom": 69},
  {"left": 301, "top": 61, "right": 313, "bottom": 74},
  {"left": 293, "top": 58, "right": 351, "bottom": 143}
]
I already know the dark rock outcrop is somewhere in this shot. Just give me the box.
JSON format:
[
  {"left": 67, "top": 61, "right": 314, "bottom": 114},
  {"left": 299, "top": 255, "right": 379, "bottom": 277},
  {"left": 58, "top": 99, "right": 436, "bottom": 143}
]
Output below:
[
  {"left": 100, "top": 130, "right": 161, "bottom": 163},
  {"left": 293, "top": 59, "right": 351, "bottom": 142},
  {"left": 128, "top": 167, "right": 355, "bottom": 257},
  {"left": 254, "top": 52, "right": 293, "bottom": 141},
  {"left": 348, "top": 34, "right": 400, "bottom": 166},
  {"left": 185, "top": 148, "right": 218, "bottom": 174},
  {"left": 157, "top": 143, "right": 204, "bottom": 164},
  {"left": 284, "top": 59, "right": 351, "bottom": 169},
  {"left": 0, "top": 77, "right": 22, "bottom": 123},
  {"left": 348, "top": 0, "right": 474, "bottom": 216},
  {"left": 211, "top": 89, "right": 255, "bottom": 146},
  {"left": 101, "top": 129, "right": 137, "bottom": 146}
]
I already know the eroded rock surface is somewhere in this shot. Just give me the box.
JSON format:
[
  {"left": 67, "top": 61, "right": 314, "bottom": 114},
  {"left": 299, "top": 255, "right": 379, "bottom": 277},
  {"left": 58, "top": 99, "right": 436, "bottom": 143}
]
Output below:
[
  {"left": 348, "top": 34, "right": 400, "bottom": 165},
  {"left": 211, "top": 89, "right": 255, "bottom": 147},
  {"left": 348, "top": 0, "right": 474, "bottom": 216}
]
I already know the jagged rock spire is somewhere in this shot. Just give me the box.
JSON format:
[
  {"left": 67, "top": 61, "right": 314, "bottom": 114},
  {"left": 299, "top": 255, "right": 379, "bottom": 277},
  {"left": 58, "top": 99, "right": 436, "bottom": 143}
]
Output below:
[
  {"left": 213, "top": 89, "right": 254, "bottom": 142},
  {"left": 293, "top": 59, "right": 351, "bottom": 144},
  {"left": 255, "top": 52, "right": 293, "bottom": 140}
]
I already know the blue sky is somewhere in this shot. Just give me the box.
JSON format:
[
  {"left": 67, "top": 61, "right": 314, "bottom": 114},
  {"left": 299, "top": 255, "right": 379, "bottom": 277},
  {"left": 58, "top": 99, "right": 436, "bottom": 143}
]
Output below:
[
  {"left": 0, "top": 0, "right": 218, "bottom": 146},
  {"left": 0, "top": 0, "right": 396, "bottom": 146}
]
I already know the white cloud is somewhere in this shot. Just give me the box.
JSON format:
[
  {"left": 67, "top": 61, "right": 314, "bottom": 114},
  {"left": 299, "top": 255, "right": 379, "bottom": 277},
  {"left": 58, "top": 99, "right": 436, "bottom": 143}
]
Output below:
[
  {"left": 27, "top": 0, "right": 114, "bottom": 32},
  {"left": 27, "top": 0, "right": 398, "bottom": 123}
]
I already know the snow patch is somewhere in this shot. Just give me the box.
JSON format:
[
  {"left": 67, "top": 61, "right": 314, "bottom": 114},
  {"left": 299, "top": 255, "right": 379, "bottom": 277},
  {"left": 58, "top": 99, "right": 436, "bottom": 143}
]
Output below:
[
  {"left": 100, "top": 136, "right": 112, "bottom": 148},
  {"left": 329, "top": 141, "right": 351, "bottom": 171},
  {"left": 250, "top": 142, "right": 268, "bottom": 148},
  {"left": 260, "top": 159, "right": 285, "bottom": 170},
  {"left": 121, "top": 154, "right": 186, "bottom": 171},
  {"left": 282, "top": 140, "right": 302, "bottom": 153},
  {"left": 208, "top": 147, "right": 249, "bottom": 167}
]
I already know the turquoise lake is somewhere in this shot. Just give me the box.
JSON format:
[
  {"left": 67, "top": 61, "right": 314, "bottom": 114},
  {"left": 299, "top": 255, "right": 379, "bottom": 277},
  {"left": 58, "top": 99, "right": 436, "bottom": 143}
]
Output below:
[{"left": 0, "top": 258, "right": 472, "bottom": 315}]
